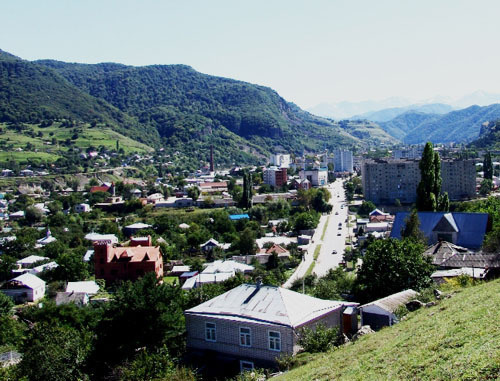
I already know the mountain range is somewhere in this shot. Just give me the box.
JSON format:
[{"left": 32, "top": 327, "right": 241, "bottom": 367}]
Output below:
[
  {"left": 0, "top": 49, "right": 398, "bottom": 168},
  {"left": 308, "top": 91, "right": 500, "bottom": 120},
  {"left": 379, "top": 104, "right": 500, "bottom": 144}
]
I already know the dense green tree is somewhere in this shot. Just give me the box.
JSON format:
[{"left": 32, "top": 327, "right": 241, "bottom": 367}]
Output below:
[
  {"left": 239, "top": 171, "right": 253, "bottom": 209},
  {"left": 234, "top": 227, "right": 257, "bottom": 255},
  {"left": 24, "top": 205, "right": 43, "bottom": 225},
  {"left": 417, "top": 142, "right": 445, "bottom": 211},
  {"left": 293, "top": 211, "right": 320, "bottom": 232},
  {"left": 480, "top": 179, "right": 493, "bottom": 196},
  {"left": 18, "top": 323, "right": 92, "bottom": 381},
  {"left": 186, "top": 186, "right": 200, "bottom": 201},
  {"left": 355, "top": 238, "right": 433, "bottom": 303},
  {"left": 437, "top": 192, "right": 450, "bottom": 212},
  {"left": 400, "top": 209, "right": 427, "bottom": 243},
  {"left": 483, "top": 152, "right": 493, "bottom": 180},
  {"left": 0, "top": 292, "right": 14, "bottom": 316},
  {"left": 358, "top": 201, "right": 377, "bottom": 217},
  {"left": 92, "top": 274, "right": 186, "bottom": 375}
]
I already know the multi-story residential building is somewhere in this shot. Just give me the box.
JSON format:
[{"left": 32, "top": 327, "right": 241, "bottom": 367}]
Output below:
[
  {"left": 185, "top": 282, "right": 357, "bottom": 371},
  {"left": 263, "top": 167, "right": 287, "bottom": 187},
  {"left": 362, "top": 158, "right": 476, "bottom": 204},
  {"left": 298, "top": 168, "right": 328, "bottom": 187},
  {"left": 392, "top": 147, "right": 423, "bottom": 160},
  {"left": 93, "top": 236, "right": 163, "bottom": 282},
  {"left": 334, "top": 149, "right": 354, "bottom": 172},
  {"left": 269, "top": 154, "right": 291, "bottom": 168}
]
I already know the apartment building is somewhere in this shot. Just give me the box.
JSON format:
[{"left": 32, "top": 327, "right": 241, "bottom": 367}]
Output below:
[
  {"left": 362, "top": 158, "right": 476, "bottom": 204},
  {"left": 263, "top": 167, "right": 288, "bottom": 187},
  {"left": 334, "top": 149, "right": 354, "bottom": 172}
]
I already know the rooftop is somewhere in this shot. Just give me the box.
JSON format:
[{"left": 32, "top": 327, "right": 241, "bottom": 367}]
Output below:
[{"left": 185, "top": 283, "right": 353, "bottom": 328}]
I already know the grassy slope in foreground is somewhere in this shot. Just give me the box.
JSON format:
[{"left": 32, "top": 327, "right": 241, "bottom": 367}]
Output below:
[{"left": 277, "top": 279, "right": 500, "bottom": 380}]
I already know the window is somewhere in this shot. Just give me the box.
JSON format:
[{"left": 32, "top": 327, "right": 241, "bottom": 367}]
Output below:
[
  {"left": 240, "top": 360, "right": 254, "bottom": 372},
  {"left": 239, "top": 327, "right": 252, "bottom": 347},
  {"left": 205, "top": 322, "right": 216, "bottom": 342},
  {"left": 268, "top": 330, "right": 281, "bottom": 351}
]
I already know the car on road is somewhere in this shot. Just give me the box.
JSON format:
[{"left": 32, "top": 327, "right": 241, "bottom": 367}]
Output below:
[
  {"left": 332, "top": 250, "right": 337, "bottom": 254},
  {"left": 337, "top": 232, "right": 341, "bottom": 236},
  {"left": 335, "top": 211, "right": 339, "bottom": 215}
]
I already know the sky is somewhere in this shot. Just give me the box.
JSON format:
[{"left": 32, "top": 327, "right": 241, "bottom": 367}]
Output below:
[{"left": 1, "top": 0, "right": 500, "bottom": 109}]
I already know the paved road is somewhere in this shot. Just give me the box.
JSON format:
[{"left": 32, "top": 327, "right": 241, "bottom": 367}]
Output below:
[
  {"left": 313, "top": 180, "right": 352, "bottom": 277},
  {"left": 283, "top": 179, "right": 352, "bottom": 288}
]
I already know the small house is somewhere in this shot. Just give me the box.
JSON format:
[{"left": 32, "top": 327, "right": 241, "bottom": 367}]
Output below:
[
  {"left": 360, "top": 289, "right": 418, "bottom": 330},
  {"left": 74, "top": 203, "right": 91, "bottom": 213},
  {"left": 185, "top": 282, "right": 356, "bottom": 371},
  {"left": 1, "top": 273, "right": 46, "bottom": 303}
]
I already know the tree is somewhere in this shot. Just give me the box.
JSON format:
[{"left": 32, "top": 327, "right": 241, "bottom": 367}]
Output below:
[
  {"left": 358, "top": 201, "right": 376, "bottom": 217},
  {"left": 92, "top": 274, "right": 186, "bottom": 375},
  {"left": 235, "top": 227, "right": 257, "bottom": 255},
  {"left": 438, "top": 192, "right": 450, "bottom": 212},
  {"left": 297, "top": 324, "right": 341, "bottom": 353},
  {"left": 417, "top": 142, "right": 444, "bottom": 211},
  {"left": 480, "top": 179, "right": 493, "bottom": 196},
  {"left": 186, "top": 186, "right": 200, "bottom": 201},
  {"left": 18, "top": 323, "right": 92, "bottom": 381},
  {"left": 400, "top": 209, "right": 426, "bottom": 243},
  {"left": 239, "top": 170, "right": 253, "bottom": 209},
  {"left": 24, "top": 206, "right": 43, "bottom": 225},
  {"left": 484, "top": 152, "right": 493, "bottom": 180},
  {"left": 354, "top": 238, "right": 433, "bottom": 303},
  {"left": 0, "top": 292, "right": 13, "bottom": 316}
]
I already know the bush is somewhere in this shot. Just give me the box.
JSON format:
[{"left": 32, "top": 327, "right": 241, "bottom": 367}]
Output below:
[{"left": 297, "top": 323, "right": 341, "bottom": 353}]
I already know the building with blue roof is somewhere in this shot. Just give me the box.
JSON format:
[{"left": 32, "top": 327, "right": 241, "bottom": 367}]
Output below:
[
  {"left": 390, "top": 212, "right": 489, "bottom": 249},
  {"left": 229, "top": 214, "right": 250, "bottom": 221}
]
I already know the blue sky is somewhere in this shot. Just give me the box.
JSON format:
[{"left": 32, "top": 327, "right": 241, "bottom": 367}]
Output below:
[{"left": 1, "top": 0, "right": 500, "bottom": 108}]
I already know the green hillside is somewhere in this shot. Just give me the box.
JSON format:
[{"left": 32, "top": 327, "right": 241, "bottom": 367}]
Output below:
[
  {"left": 37, "top": 59, "right": 362, "bottom": 155},
  {"left": 0, "top": 121, "right": 152, "bottom": 165},
  {"left": 277, "top": 279, "right": 500, "bottom": 380},
  {"left": 0, "top": 50, "right": 160, "bottom": 147},
  {"left": 0, "top": 49, "right": 399, "bottom": 168}
]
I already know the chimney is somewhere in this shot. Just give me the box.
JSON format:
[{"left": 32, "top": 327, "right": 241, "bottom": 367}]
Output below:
[{"left": 256, "top": 277, "right": 262, "bottom": 290}]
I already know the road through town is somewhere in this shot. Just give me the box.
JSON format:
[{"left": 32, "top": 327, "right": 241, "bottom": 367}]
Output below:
[{"left": 283, "top": 179, "right": 352, "bottom": 288}]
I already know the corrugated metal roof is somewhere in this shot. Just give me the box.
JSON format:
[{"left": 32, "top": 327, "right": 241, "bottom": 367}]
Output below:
[
  {"left": 185, "top": 284, "right": 350, "bottom": 328},
  {"left": 390, "top": 212, "right": 488, "bottom": 248},
  {"left": 361, "top": 289, "right": 418, "bottom": 313},
  {"left": 8, "top": 273, "right": 45, "bottom": 290}
]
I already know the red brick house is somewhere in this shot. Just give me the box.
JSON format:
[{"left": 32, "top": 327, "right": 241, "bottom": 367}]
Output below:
[{"left": 93, "top": 236, "right": 163, "bottom": 282}]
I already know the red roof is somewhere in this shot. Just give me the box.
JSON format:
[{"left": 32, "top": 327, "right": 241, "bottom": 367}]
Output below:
[
  {"left": 265, "top": 244, "right": 289, "bottom": 255},
  {"left": 107, "top": 246, "right": 161, "bottom": 263},
  {"left": 90, "top": 186, "right": 110, "bottom": 193}
]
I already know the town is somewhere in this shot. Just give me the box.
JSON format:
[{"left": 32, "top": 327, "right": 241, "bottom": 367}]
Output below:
[{"left": 1, "top": 141, "right": 499, "bottom": 380}]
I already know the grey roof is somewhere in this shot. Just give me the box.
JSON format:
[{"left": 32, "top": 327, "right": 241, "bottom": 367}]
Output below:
[
  {"left": 185, "top": 284, "right": 353, "bottom": 328},
  {"left": 55, "top": 292, "right": 89, "bottom": 306},
  {"left": 361, "top": 289, "right": 418, "bottom": 313},
  {"left": 424, "top": 241, "right": 470, "bottom": 266},
  {"left": 391, "top": 212, "right": 489, "bottom": 248},
  {"left": 440, "top": 253, "right": 500, "bottom": 269}
]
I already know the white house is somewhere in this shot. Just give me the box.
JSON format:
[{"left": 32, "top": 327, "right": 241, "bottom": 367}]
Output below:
[
  {"left": 1, "top": 273, "right": 46, "bottom": 303},
  {"left": 74, "top": 203, "right": 91, "bottom": 213}
]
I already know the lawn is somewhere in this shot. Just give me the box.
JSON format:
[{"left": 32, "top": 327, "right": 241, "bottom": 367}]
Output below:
[{"left": 277, "top": 279, "right": 500, "bottom": 380}]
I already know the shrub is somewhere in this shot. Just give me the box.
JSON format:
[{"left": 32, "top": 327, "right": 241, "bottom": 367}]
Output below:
[{"left": 297, "top": 323, "right": 341, "bottom": 353}]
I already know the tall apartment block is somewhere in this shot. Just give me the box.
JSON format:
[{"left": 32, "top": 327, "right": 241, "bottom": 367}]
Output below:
[
  {"left": 334, "top": 149, "right": 353, "bottom": 172},
  {"left": 362, "top": 158, "right": 476, "bottom": 204},
  {"left": 263, "top": 167, "right": 288, "bottom": 187}
]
